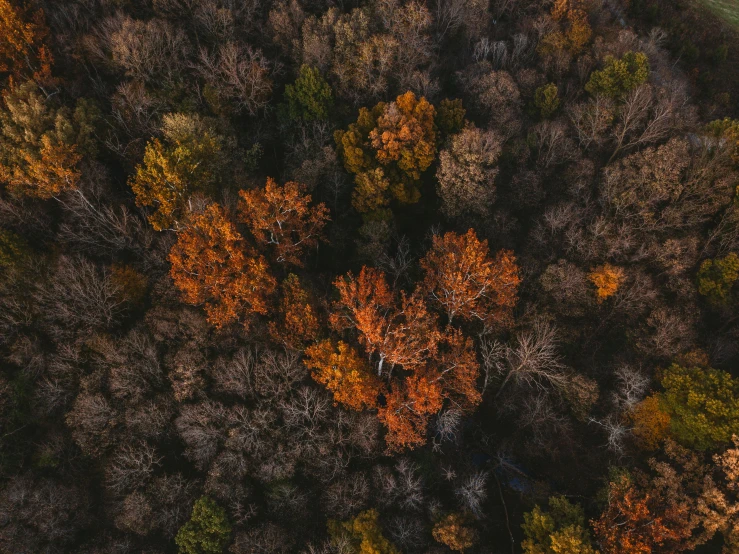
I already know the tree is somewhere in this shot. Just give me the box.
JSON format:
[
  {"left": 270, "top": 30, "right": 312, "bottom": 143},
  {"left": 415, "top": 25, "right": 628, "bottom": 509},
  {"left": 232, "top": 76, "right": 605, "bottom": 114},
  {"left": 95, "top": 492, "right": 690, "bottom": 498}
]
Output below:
[
  {"left": 593, "top": 473, "right": 690, "bottom": 554},
  {"left": 437, "top": 328, "right": 482, "bottom": 411},
  {"left": 522, "top": 496, "right": 596, "bottom": 554},
  {"left": 331, "top": 267, "right": 441, "bottom": 375},
  {"left": 628, "top": 394, "right": 671, "bottom": 450},
  {"left": 585, "top": 52, "right": 650, "bottom": 99},
  {"left": 378, "top": 372, "right": 444, "bottom": 451},
  {"left": 421, "top": 229, "right": 521, "bottom": 325},
  {"left": 0, "top": 0, "right": 54, "bottom": 85},
  {"left": 0, "top": 229, "right": 26, "bottom": 269},
  {"left": 697, "top": 253, "right": 739, "bottom": 305},
  {"left": 175, "top": 496, "right": 231, "bottom": 554},
  {"left": 535, "top": 84, "right": 560, "bottom": 119},
  {"left": 237, "top": 178, "right": 330, "bottom": 266},
  {"left": 284, "top": 64, "right": 333, "bottom": 122},
  {"left": 328, "top": 509, "right": 400, "bottom": 554},
  {"left": 0, "top": 81, "right": 96, "bottom": 199},
  {"left": 304, "top": 339, "right": 382, "bottom": 410},
  {"left": 589, "top": 263, "right": 625, "bottom": 303},
  {"left": 335, "top": 91, "right": 437, "bottom": 214},
  {"left": 432, "top": 512, "right": 477, "bottom": 552},
  {"left": 436, "top": 124, "right": 501, "bottom": 218},
  {"left": 168, "top": 203, "right": 276, "bottom": 330},
  {"left": 435, "top": 98, "right": 466, "bottom": 136},
  {"left": 269, "top": 274, "right": 320, "bottom": 349},
  {"left": 197, "top": 42, "right": 273, "bottom": 116},
  {"left": 660, "top": 362, "right": 739, "bottom": 451},
  {"left": 706, "top": 117, "right": 739, "bottom": 166},
  {"left": 129, "top": 114, "right": 226, "bottom": 231}
]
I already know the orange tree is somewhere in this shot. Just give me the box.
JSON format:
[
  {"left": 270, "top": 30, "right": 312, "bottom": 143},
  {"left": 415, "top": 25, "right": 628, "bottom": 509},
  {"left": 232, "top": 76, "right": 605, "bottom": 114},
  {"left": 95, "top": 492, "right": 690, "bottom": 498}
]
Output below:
[
  {"left": 318, "top": 265, "right": 483, "bottom": 451},
  {"left": 335, "top": 91, "right": 437, "bottom": 215},
  {"left": 593, "top": 473, "right": 692, "bottom": 554},
  {"left": 237, "top": 177, "right": 330, "bottom": 266},
  {"left": 0, "top": 0, "right": 54, "bottom": 86},
  {"left": 589, "top": 263, "right": 625, "bottom": 303},
  {"left": 304, "top": 339, "right": 382, "bottom": 411},
  {"left": 421, "top": 229, "right": 521, "bottom": 326},
  {"left": 168, "top": 203, "right": 275, "bottom": 330},
  {"left": 268, "top": 274, "right": 320, "bottom": 349}
]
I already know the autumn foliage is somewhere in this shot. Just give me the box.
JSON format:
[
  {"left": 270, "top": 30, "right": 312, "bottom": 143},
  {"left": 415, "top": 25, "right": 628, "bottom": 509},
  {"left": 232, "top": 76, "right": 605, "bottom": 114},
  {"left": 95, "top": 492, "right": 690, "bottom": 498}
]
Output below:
[
  {"left": 304, "top": 339, "right": 381, "bottom": 411},
  {"left": 268, "top": 274, "right": 320, "bottom": 349},
  {"left": 432, "top": 512, "right": 477, "bottom": 552},
  {"left": 238, "top": 178, "right": 330, "bottom": 266},
  {"left": 321, "top": 261, "right": 487, "bottom": 451},
  {"left": 168, "top": 204, "right": 275, "bottom": 330},
  {"left": 335, "top": 91, "right": 437, "bottom": 213},
  {"left": 0, "top": 0, "right": 54, "bottom": 86},
  {"left": 589, "top": 263, "right": 624, "bottom": 303},
  {"left": 129, "top": 114, "right": 225, "bottom": 231},
  {"left": 593, "top": 473, "right": 692, "bottom": 554},
  {"left": 629, "top": 394, "right": 671, "bottom": 450},
  {"left": 421, "top": 229, "right": 521, "bottom": 325}
]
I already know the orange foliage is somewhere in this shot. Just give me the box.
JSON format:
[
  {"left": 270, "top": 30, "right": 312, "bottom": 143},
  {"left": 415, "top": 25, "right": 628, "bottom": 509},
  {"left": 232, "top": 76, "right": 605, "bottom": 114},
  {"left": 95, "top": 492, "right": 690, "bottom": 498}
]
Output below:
[
  {"left": 593, "top": 474, "right": 692, "bottom": 554},
  {"left": 328, "top": 265, "right": 483, "bottom": 451},
  {"left": 369, "top": 91, "right": 437, "bottom": 182},
  {"left": 330, "top": 265, "right": 393, "bottom": 342},
  {"left": 0, "top": 0, "right": 54, "bottom": 85},
  {"left": 305, "top": 339, "right": 382, "bottom": 411},
  {"left": 332, "top": 267, "right": 440, "bottom": 374},
  {"left": 437, "top": 329, "right": 482, "bottom": 411},
  {"left": 1, "top": 134, "right": 81, "bottom": 198},
  {"left": 269, "top": 274, "right": 320, "bottom": 349},
  {"left": 379, "top": 376, "right": 443, "bottom": 452},
  {"left": 629, "top": 395, "right": 671, "bottom": 450},
  {"left": 589, "top": 263, "right": 624, "bottom": 303},
  {"left": 168, "top": 204, "right": 276, "bottom": 330},
  {"left": 543, "top": 0, "right": 592, "bottom": 57},
  {"left": 432, "top": 513, "right": 477, "bottom": 552},
  {"left": 421, "top": 229, "right": 521, "bottom": 325},
  {"left": 238, "top": 178, "right": 330, "bottom": 266}
]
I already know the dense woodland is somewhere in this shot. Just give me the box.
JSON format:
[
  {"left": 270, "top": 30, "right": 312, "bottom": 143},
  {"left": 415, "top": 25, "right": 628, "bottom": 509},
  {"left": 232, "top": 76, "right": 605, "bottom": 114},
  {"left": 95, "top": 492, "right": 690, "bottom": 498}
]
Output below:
[{"left": 2, "top": 0, "right": 739, "bottom": 552}]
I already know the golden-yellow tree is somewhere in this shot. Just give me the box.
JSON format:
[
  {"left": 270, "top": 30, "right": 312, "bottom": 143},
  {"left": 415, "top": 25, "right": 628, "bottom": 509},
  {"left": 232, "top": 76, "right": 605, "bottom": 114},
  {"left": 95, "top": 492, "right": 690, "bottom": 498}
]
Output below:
[
  {"left": 168, "top": 203, "right": 276, "bottom": 330},
  {"left": 421, "top": 229, "right": 521, "bottom": 326},
  {"left": 130, "top": 114, "right": 226, "bottom": 231},
  {"left": 238, "top": 178, "right": 330, "bottom": 266}
]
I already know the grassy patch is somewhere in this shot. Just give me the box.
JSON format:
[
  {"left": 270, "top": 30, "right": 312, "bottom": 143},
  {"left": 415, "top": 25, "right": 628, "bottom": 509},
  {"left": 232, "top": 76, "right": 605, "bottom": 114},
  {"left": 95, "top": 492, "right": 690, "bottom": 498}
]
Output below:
[{"left": 698, "top": 0, "right": 739, "bottom": 28}]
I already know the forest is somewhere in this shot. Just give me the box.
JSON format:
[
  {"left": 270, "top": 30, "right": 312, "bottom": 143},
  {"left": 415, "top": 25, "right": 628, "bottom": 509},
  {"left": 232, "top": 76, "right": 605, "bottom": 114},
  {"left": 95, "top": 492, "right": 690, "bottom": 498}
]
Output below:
[{"left": 1, "top": 0, "right": 739, "bottom": 552}]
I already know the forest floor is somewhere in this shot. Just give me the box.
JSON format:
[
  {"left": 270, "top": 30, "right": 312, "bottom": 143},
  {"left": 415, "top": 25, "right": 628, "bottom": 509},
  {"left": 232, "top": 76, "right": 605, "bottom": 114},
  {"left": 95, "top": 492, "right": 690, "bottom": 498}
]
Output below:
[{"left": 699, "top": 0, "right": 739, "bottom": 27}]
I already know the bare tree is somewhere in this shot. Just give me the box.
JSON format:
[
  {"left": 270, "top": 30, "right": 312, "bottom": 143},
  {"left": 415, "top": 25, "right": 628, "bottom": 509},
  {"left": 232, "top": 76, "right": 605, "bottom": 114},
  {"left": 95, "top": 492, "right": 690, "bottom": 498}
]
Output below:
[
  {"left": 105, "top": 441, "right": 161, "bottom": 495},
  {"left": 456, "top": 471, "right": 487, "bottom": 516},
  {"left": 197, "top": 43, "right": 274, "bottom": 115}
]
